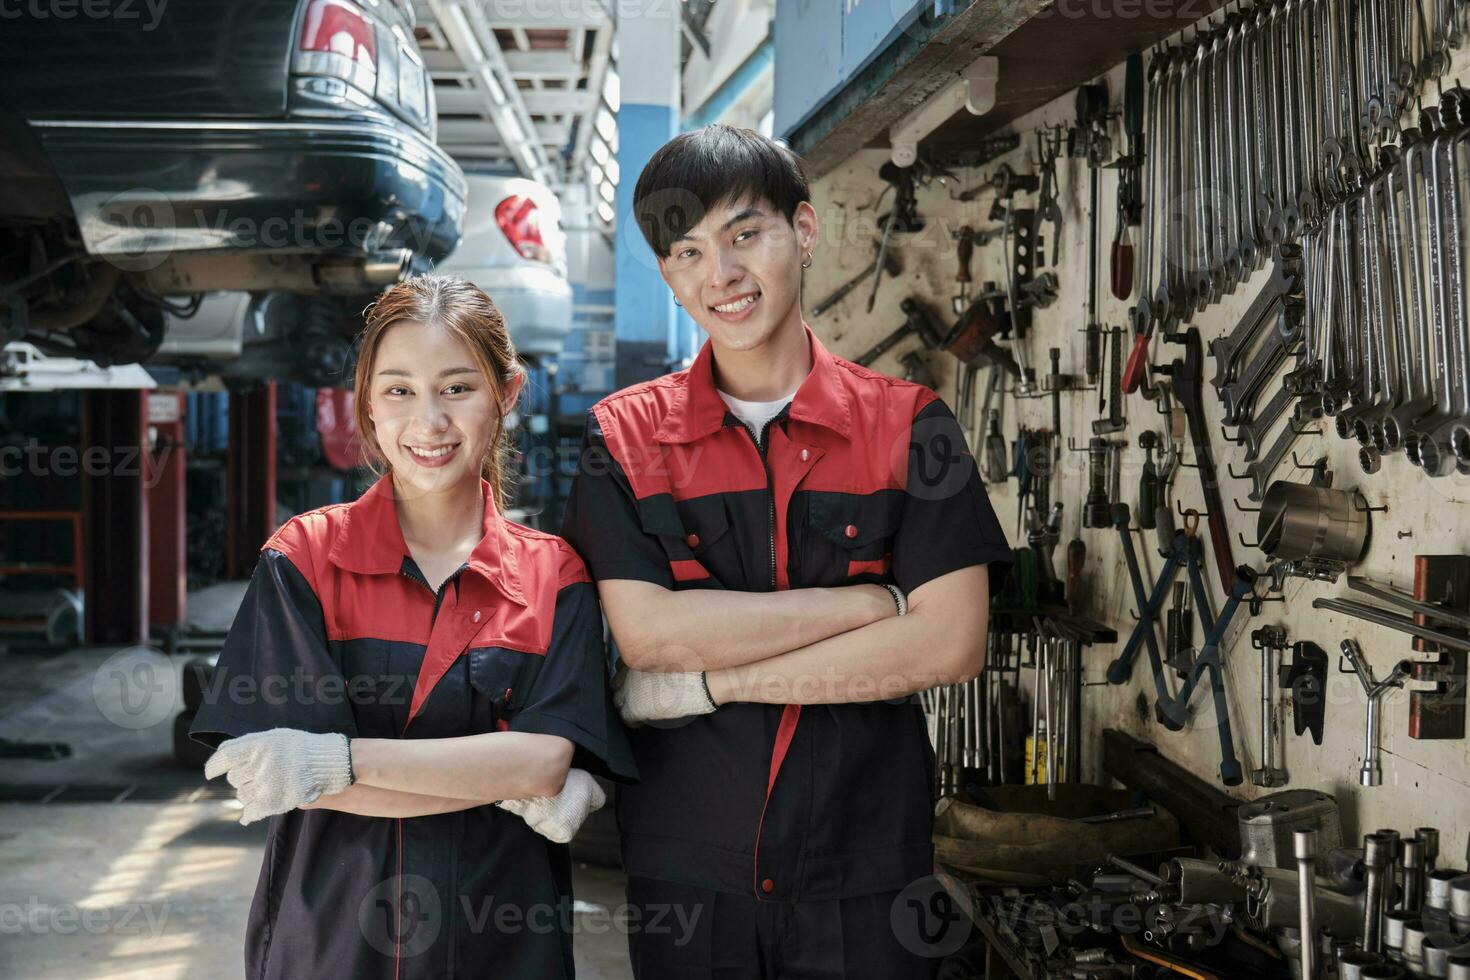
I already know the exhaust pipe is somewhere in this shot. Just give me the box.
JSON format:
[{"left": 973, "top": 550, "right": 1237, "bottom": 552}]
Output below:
[{"left": 314, "top": 250, "right": 412, "bottom": 290}]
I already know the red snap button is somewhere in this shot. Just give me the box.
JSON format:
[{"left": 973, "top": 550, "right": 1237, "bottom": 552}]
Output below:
[
  {"left": 761, "top": 878, "right": 774, "bottom": 894},
  {"left": 686, "top": 533, "right": 700, "bottom": 548},
  {"left": 844, "top": 524, "right": 858, "bottom": 539}
]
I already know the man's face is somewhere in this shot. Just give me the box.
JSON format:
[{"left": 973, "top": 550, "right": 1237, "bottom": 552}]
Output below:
[{"left": 657, "top": 196, "right": 818, "bottom": 354}]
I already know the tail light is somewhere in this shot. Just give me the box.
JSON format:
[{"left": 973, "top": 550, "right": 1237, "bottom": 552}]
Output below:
[
  {"left": 495, "top": 196, "right": 552, "bottom": 263},
  {"left": 297, "top": 0, "right": 378, "bottom": 94}
]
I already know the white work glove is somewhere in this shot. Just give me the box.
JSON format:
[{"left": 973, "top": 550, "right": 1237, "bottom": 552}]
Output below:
[
  {"left": 496, "top": 768, "right": 606, "bottom": 843},
  {"left": 204, "top": 728, "right": 353, "bottom": 826},
  {"left": 612, "top": 664, "right": 717, "bottom": 726}
]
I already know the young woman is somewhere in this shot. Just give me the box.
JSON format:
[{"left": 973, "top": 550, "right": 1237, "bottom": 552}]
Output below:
[{"left": 193, "top": 275, "right": 636, "bottom": 980}]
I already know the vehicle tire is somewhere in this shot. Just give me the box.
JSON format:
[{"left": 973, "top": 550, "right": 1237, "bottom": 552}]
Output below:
[
  {"left": 180, "top": 657, "right": 214, "bottom": 713},
  {"left": 173, "top": 709, "right": 211, "bottom": 770}
]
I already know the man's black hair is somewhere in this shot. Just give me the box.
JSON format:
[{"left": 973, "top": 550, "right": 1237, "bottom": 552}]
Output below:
[{"left": 632, "top": 124, "right": 811, "bottom": 259}]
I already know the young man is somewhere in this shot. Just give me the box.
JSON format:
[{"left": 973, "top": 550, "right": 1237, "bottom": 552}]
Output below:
[{"left": 560, "top": 124, "right": 1012, "bottom": 978}]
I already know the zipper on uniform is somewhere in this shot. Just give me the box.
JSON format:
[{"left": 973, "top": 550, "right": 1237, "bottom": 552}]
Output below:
[
  {"left": 400, "top": 563, "right": 462, "bottom": 620},
  {"left": 741, "top": 417, "right": 780, "bottom": 592}
]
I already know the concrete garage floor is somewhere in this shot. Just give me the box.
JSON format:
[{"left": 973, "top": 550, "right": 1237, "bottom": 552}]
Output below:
[
  {"left": 0, "top": 801, "right": 634, "bottom": 979},
  {"left": 0, "top": 585, "right": 634, "bottom": 980}
]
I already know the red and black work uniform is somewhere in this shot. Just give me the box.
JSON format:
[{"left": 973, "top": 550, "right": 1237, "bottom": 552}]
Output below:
[
  {"left": 560, "top": 324, "right": 1012, "bottom": 978},
  {"left": 190, "top": 474, "right": 637, "bottom": 980}
]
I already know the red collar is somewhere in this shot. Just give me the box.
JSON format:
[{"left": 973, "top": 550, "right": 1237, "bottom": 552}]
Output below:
[
  {"left": 327, "top": 474, "right": 527, "bottom": 606},
  {"left": 653, "top": 322, "right": 853, "bottom": 445}
]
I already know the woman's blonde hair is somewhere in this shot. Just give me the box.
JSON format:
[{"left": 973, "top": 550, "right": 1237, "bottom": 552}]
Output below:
[{"left": 352, "top": 275, "right": 523, "bottom": 512}]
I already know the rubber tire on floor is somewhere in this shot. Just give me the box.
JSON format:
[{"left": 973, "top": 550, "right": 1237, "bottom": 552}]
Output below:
[
  {"left": 180, "top": 656, "right": 216, "bottom": 712},
  {"left": 173, "top": 709, "right": 211, "bottom": 769}
]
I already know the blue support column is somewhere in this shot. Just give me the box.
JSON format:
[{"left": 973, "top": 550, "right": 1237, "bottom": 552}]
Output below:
[{"left": 614, "top": 10, "right": 681, "bottom": 389}]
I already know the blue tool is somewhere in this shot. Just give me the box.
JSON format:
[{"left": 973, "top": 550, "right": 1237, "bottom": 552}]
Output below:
[{"left": 1109, "top": 502, "right": 1255, "bottom": 786}]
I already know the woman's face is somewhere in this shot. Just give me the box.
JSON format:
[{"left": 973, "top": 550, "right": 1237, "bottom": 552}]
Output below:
[{"left": 366, "top": 319, "right": 516, "bottom": 498}]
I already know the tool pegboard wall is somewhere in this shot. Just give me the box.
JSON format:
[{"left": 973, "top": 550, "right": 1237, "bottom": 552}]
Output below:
[{"left": 805, "top": 2, "right": 1470, "bottom": 850}]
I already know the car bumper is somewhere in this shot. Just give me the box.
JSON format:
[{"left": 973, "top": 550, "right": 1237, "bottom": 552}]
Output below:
[{"left": 28, "top": 116, "right": 467, "bottom": 264}]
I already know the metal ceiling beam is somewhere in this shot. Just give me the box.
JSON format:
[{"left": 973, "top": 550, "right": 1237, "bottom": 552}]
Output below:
[
  {"left": 438, "top": 117, "right": 571, "bottom": 146},
  {"left": 425, "top": 0, "right": 558, "bottom": 184},
  {"left": 436, "top": 86, "right": 587, "bottom": 116},
  {"left": 570, "top": 24, "right": 613, "bottom": 178},
  {"left": 435, "top": 143, "right": 514, "bottom": 161},
  {"left": 502, "top": 49, "right": 583, "bottom": 78}
]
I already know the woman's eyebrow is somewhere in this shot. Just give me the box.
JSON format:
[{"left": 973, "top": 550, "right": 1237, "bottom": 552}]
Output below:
[{"left": 376, "top": 366, "right": 479, "bottom": 378}]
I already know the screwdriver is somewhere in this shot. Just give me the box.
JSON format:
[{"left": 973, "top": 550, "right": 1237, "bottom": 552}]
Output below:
[
  {"left": 953, "top": 226, "right": 974, "bottom": 316},
  {"left": 1111, "top": 52, "right": 1143, "bottom": 302},
  {"left": 1066, "top": 538, "right": 1086, "bottom": 613}
]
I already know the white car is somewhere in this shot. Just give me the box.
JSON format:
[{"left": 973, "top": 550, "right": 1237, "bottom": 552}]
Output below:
[{"left": 434, "top": 173, "right": 574, "bottom": 361}]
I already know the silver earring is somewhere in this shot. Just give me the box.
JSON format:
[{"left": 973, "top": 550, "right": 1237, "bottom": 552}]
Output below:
[
  {"left": 674, "top": 296, "right": 683, "bottom": 308},
  {"left": 801, "top": 252, "right": 813, "bottom": 269}
]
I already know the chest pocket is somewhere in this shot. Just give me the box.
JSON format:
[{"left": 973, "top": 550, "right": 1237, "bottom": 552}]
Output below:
[
  {"left": 637, "top": 493, "right": 736, "bottom": 587},
  {"left": 468, "top": 647, "right": 545, "bottom": 733},
  {"left": 800, "top": 491, "right": 903, "bottom": 587}
]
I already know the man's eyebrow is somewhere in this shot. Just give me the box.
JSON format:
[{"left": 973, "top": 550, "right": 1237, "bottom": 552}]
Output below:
[
  {"left": 375, "top": 366, "right": 479, "bottom": 378},
  {"left": 671, "top": 206, "right": 766, "bottom": 244},
  {"left": 720, "top": 206, "right": 764, "bottom": 230}
]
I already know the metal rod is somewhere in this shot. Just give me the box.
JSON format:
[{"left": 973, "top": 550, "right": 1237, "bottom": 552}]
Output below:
[
  {"left": 1403, "top": 837, "right": 1426, "bottom": 913},
  {"left": 1297, "top": 830, "right": 1319, "bottom": 980},
  {"left": 1363, "top": 833, "right": 1392, "bottom": 953},
  {"left": 1313, "top": 596, "right": 1470, "bottom": 651}
]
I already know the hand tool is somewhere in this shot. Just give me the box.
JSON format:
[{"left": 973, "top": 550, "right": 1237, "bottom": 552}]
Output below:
[
  {"left": 1110, "top": 502, "right": 1188, "bottom": 703},
  {"left": 1362, "top": 832, "right": 1394, "bottom": 953},
  {"left": 1013, "top": 428, "right": 1033, "bottom": 536},
  {"left": 1279, "top": 640, "right": 1327, "bottom": 745},
  {"left": 1081, "top": 436, "right": 1112, "bottom": 528},
  {"left": 982, "top": 411, "right": 1008, "bottom": 486},
  {"left": 1153, "top": 563, "right": 1255, "bottom": 785},
  {"left": 1255, "top": 479, "right": 1372, "bottom": 580},
  {"left": 998, "top": 197, "right": 1039, "bottom": 395},
  {"left": 1034, "top": 128, "right": 1065, "bottom": 267},
  {"left": 1138, "top": 431, "right": 1160, "bottom": 529},
  {"left": 1156, "top": 327, "right": 1237, "bottom": 592},
  {"left": 1233, "top": 387, "right": 1317, "bottom": 463},
  {"left": 1402, "top": 836, "right": 1427, "bottom": 913},
  {"left": 1066, "top": 537, "right": 1085, "bottom": 613},
  {"left": 1416, "top": 827, "right": 1439, "bottom": 872},
  {"left": 1250, "top": 625, "right": 1289, "bottom": 788},
  {"left": 1218, "top": 308, "right": 1305, "bottom": 426},
  {"left": 1043, "top": 347, "right": 1070, "bottom": 462},
  {"left": 951, "top": 226, "right": 973, "bottom": 316},
  {"left": 1111, "top": 53, "right": 1144, "bottom": 302},
  {"left": 811, "top": 240, "right": 902, "bottom": 317},
  {"left": 1111, "top": 503, "right": 1256, "bottom": 784},
  {"left": 1070, "top": 87, "right": 1106, "bottom": 392},
  {"left": 1093, "top": 327, "right": 1126, "bottom": 433},
  {"left": 1337, "top": 639, "right": 1413, "bottom": 787},
  {"left": 1165, "top": 581, "right": 1193, "bottom": 673},
  {"left": 1297, "top": 829, "right": 1320, "bottom": 980},
  {"left": 1208, "top": 246, "right": 1305, "bottom": 391},
  {"left": 866, "top": 163, "right": 921, "bottom": 313},
  {"left": 1027, "top": 500, "right": 1064, "bottom": 605},
  {"left": 854, "top": 297, "right": 943, "bottom": 367},
  {"left": 1315, "top": 595, "right": 1470, "bottom": 653}
]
